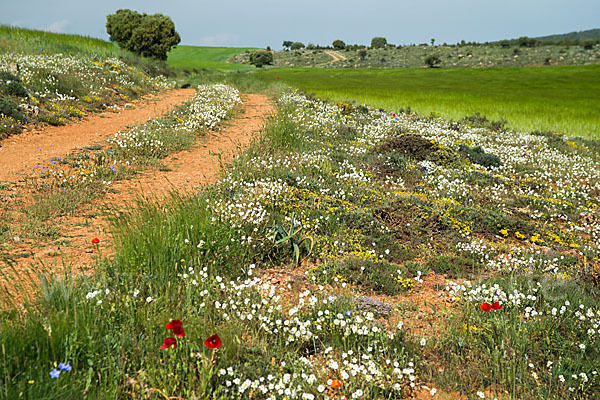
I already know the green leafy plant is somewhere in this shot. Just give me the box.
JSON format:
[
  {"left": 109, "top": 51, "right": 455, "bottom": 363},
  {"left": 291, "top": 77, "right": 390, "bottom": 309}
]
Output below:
[{"left": 270, "top": 213, "right": 314, "bottom": 266}]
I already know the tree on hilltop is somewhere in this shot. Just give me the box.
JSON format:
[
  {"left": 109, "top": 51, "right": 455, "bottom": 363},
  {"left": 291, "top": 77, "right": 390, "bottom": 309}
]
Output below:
[
  {"left": 371, "top": 37, "right": 387, "bottom": 49},
  {"left": 332, "top": 40, "right": 346, "bottom": 50},
  {"left": 106, "top": 9, "right": 180, "bottom": 60}
]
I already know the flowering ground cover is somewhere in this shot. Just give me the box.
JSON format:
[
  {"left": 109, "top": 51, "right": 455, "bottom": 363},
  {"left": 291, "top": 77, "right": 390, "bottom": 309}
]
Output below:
[
  {"left": 1, "top": 78, "right": 598, "bottom": 399},
  {"left": 0, "top": 27, "right": 176, "bottom": 138}
]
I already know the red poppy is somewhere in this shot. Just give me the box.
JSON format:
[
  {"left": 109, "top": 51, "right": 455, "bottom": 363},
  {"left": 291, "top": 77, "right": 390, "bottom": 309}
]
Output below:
[
  {"left": 160, "top": 337, "right": 177, "bottom": 349},
  {"left": 330, "top": 379, "right": 342, "bottom": 388},
  {"left": 480, "top": 302, "right": 492, "bottom": 312},
  {"left": 204, "top": 334, "right": 222, "bottom": 349},
  {"left": 392, "top": 113, "right": 396, "bottom": 117},
  {"left": 166, "top": 319, "right": 185, "bottom": 337},
  {"left": 91, "top": 238, "right": 100, "bottom": 244},
  {"left": 276, "top": 76, "right": 280, "bottom": 79},
  {"left": 491, "top": 301, "right": 503, "bottom": 310}
]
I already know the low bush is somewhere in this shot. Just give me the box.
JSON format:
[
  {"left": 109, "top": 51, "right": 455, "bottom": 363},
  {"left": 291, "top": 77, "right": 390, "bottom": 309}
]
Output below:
[
  {"left": 249, "top": 49, "right": 274, "bottom": 68},
  {"left": 458, "top": 144, "right": 502, "bottom": 168}
]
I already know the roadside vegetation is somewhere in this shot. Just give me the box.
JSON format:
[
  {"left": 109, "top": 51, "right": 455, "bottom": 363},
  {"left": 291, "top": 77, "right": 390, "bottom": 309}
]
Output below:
[
  {"left": 255, "top": 65, "right": 600, "bottom": 138},
  {"left": 0, "top": 84, "right": 241, "bottom": 257},
  {"left": 2, "top": 78, "right": 600, "bottom": 398},
  {"left": 0, "top": 26, "right": 175, "bottom": 139}
]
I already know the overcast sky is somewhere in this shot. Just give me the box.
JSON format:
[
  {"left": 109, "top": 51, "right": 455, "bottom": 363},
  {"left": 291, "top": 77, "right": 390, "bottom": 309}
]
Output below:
[{"left": 2, "top": 0, "right": 599, "bottom": 48}]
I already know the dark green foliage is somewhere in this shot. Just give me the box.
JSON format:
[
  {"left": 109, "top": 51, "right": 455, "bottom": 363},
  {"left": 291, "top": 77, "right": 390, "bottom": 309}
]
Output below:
[
  {"left": 0, "top": 71, "right": 28, "bottom": 97},
  {"left": 249, "top": 49, "right": 274, "bottom": 68},
  {"left": 358, "top": 49, "right": 367, "bottom": 60},
  {"left": 376, "top": 134, "right": 434, "bottom": 161},
  {"left": 0, "top": 97, "right": 27, "bottom": 122},
  {"left": 282, "top": 41, "right": 293, "bottom": 50},
  {"left": 459, "top": 144, "right": 502, "bottom": 168},
  {"left": 425, "top": 54, "right": 441, "bottom": 68},
  {"left": 290, "top": 42, "right": 305, "bottom": 50},
  {"left": 517, "top": 36, "right": 538, "bottom": 48},
  {"left": 459, "top": 112, "right": 507, "bottom": 132},
  {"left": 106, "top": 9, "right": 180, "bottom": 60},
  {"left": 371, "top": 37, "right": 387, "bottom": 49},
  {"left": 583, "top": 40, "right": 595, "bottom": 50},
  {"left": 332, "top": 40, "right": 346, "bottom": 50},
  {"left": 499, "top": 40, "right": 511, "bottom": 48},
  {"left": 106, "top": 9, "right": 143, "bottom": 46}
]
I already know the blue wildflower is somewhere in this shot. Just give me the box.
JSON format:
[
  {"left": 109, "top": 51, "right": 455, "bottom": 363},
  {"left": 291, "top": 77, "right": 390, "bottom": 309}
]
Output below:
[
  {"left": 58, "top": 363, "right": 72, "bottom": 371},
  {"left": 49, "top": 369, "right": 61, "bottom": 378}
]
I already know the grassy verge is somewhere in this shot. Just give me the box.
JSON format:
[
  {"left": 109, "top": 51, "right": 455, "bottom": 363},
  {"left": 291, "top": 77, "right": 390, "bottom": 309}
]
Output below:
[
  {"left": 0, "top": 84, "right": 242, "bottom": 253},
  {"left": 254, "top": 65, "right": 600, "bottom": 138},
  {"left": 1, "top": 81, "right": 599, "bottom": 399}
]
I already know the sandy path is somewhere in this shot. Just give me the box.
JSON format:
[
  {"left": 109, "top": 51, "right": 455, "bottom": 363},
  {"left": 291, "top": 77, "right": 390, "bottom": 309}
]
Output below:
[
  {"left": 318, "top": 50, "right": 347, "bottom": 66},
  {"left": 0, "top": 93, "right": 274, "bottom": 304},
  {"left": 0, "top": 88, "right": 197, "bottom": 183}
]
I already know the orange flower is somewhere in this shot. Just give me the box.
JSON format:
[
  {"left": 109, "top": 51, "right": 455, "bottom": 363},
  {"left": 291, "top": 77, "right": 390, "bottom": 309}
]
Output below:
[{"left": 330, "top": 379, "right": 341, "bottom": 389}]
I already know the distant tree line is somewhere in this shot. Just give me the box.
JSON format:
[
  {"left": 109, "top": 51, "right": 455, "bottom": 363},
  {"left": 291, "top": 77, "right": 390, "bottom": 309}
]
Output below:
[{"left": 277, "top": 36, "right": 598, "bottom": 51}]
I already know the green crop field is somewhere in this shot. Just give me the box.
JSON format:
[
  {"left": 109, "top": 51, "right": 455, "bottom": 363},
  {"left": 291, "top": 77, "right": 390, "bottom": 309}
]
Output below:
[
  {"left": 255, "top": 65, "right": 600, "bottom": 138},
  {"left": 167, "top": 45, "right": 258, "bottom": 71}
]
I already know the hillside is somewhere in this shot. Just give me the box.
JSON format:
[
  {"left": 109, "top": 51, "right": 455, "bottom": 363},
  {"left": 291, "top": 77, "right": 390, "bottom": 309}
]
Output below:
[
  {"left": 535, "top": 28, "right": 600, "bottom": 42},
  {"left": 0, "top": 26, "right": 175, "bottom": 139}
]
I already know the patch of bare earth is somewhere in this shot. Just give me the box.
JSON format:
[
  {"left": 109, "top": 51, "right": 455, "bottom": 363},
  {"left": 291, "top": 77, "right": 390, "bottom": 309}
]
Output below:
[{"left": 0, "top": 92, "right": 274, "bottom": 304}]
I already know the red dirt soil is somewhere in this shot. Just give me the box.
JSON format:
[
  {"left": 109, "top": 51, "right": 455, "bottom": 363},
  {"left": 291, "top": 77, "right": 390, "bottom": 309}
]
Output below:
[{"left": 0, "top": 90, "right": 274, "bottom": 304}]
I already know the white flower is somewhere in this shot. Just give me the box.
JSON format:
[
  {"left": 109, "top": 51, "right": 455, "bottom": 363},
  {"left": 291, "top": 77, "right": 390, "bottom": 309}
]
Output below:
[
  {"left": 420, "top": 338, "right": 427, "bottom": 346},
  {"left": 146, "top": 296, "right": 153, "bottom": 303},
  {"left": 477, "top": 392, "right": 485, "bottom": 399},
  {"left": 317, "top": 385, "right": 325, "bottom": 393}
]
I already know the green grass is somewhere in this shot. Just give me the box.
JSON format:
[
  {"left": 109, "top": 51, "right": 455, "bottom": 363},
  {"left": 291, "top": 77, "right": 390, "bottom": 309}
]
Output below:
[
  {"left": 0, "top": 25, "right": 120, "bottom": 57},
  {"left": 167, "top": 45, "right": 258, "bottom": 72},
  {"left": 255, "top": 65, "right": 600, "bottom": 138}
]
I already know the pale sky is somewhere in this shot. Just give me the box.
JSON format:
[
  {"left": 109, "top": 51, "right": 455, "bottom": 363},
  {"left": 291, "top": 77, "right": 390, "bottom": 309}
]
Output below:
[{"left": 1, "top": 0, "right": 599, "bottom": 48}]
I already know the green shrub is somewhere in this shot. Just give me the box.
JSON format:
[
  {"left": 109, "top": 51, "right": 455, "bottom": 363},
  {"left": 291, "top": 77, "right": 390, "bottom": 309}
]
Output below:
[
  {"left": 517, "top": 36, "right": 537, "bottom": 48},
  {"left": 371, "top": 37, "right": 387, "bottom": 49},
  {"left": 583, "top": 40, "right": 595, "bottom": 50},
  {"left": 429, "top": 145, "right": 462, "bottom": 168},
  {"left": 459, "top": 144, "right": 502, "bottom": 168},
  {"left": 106, "top": 9, "right": 180, "bottom": 60},
  {"left": 249, "top": 49, "right": 274, "bottom": 68},
  {"left": 290, "top": 42, "right": 305, "bottom": 50},
  {"left": 425, "top": 54, "right": 441, "bottom": 68},
  {"left": 282, "top": 40, "right": 293, "bottom": 50},
  {"left": 0, "top": 72, "right": 29, "bottom": 97},
  {"left": 332, "top": 40, "right": 346, "bottom": 50},
  {"left": 376, "top": 134, "right": 434, "bottom": 161},
  {"left": 358, "top": 49, "right": 367, "bottom": 60},
  {"left": 0, "top": 97, "right": 27, "bottom": 122},
  {"left": 460, "top": 112, "right": 507, "bottom": 132}
]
